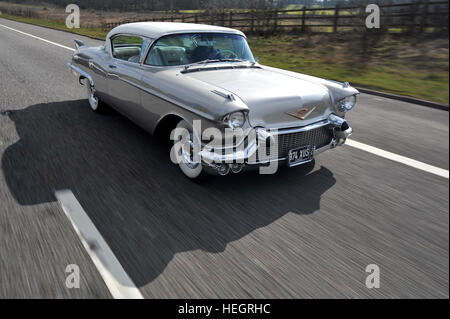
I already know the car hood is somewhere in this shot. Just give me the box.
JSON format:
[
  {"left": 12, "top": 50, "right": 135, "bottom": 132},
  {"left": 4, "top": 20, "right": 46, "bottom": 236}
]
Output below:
[{"left": 184, "top": 66, "right": 334, "bottom": 129}]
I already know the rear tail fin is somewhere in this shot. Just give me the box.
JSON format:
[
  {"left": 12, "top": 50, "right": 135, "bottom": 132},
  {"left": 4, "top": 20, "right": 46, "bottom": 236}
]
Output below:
[{"left": 74, "top": 39, "right": 87, "bottom": 50}]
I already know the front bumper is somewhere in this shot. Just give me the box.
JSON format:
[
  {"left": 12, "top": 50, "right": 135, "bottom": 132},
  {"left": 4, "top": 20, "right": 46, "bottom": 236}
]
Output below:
[{"left": 199, "top": 114, "right": 352, "bottom": 174}]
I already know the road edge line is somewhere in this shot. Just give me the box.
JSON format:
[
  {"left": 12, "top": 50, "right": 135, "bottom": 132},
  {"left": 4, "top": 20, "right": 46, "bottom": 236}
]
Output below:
[
  {"left": 55, "top": 189, "right": 144, "bottom": 299},
  {"left": 0, "top": 22, "right": 75, "bottom": 51},
  {"left": 346, "top": 139, "right": 449, "bottom": 179}
]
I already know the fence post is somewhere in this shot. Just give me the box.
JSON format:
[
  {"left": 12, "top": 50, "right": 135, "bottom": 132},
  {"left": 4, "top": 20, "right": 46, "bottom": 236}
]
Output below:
[
  {"left": 195, "top": 14, "right": 198, "bottom": 24},
  {"left": 229, "top": 11, "right": 233, "bottom": 28},
  {"left": 419, "top": 0, "right": 430, "bottom": 33},
  {"left": 408, "top": 1, "right": 419, "bottom": 33},
  {"left": 182, "top": 15, "right": 185, "bottom": 23},
  {"left": 250, "top": 11, "right": 254, "bottom": 33},
  {"left": 273, "top": 9, "right": 278, "bottom": 33},
  {"left": 333, "top": 4, "right": 340, "bottom": 33},
  {"left": 301, "top": 7, "right": 306, "bottom": 33}
]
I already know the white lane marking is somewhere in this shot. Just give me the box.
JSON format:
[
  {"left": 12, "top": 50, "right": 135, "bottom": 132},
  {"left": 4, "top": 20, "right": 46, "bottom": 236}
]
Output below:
[
  {"left": 0, "top": 23, "right": 75, "bottom": 51},
  {"left": 55, "top": 189, "right": 144, "bottom": 299},
  {"left": 346, "top": 139, "right": 449, "bottom": 179},
  {"left": 1, "top": 21, "right": 448, "bottom": 179}
]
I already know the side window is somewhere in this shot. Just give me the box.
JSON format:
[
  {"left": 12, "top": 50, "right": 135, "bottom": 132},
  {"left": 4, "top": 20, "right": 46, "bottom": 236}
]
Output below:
[{"left": 111, "top": 35, "right": 144, "bottom": 63}]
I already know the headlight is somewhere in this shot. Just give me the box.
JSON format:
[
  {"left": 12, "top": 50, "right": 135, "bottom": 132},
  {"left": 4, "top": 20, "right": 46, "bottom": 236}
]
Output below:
[
  {"left": 337, "top": 95, "right": 357, "bottom": 112},
  {"left": 223, "top": 111, "right": 246, "bottom": 129}
]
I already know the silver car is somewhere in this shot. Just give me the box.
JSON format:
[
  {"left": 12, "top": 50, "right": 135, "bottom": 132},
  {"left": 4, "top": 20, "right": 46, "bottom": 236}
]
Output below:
[{"left": 68, "top": 22, "right": 357, "bottom": 179}]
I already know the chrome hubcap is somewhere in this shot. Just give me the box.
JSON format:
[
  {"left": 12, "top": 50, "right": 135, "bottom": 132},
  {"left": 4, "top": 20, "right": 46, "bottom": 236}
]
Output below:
[{"left": 180, "top": 137, "right": 199, "bottom": 169}]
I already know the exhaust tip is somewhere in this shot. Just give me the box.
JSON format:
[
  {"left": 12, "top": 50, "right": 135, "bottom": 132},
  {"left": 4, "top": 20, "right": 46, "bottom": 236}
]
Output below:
[
  {"left": 230, "top": 163, "right": 244, "bottom": 174},
  {"left": 216, "top": 164, "right": 230, "bottom": 176}
]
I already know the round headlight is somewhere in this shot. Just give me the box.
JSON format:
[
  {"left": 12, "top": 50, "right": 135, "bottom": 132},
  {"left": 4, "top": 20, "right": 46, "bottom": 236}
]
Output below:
[
  {"left": 224, "top": 111, "right": 246, "bottom": 129},
  {"left": 337, "top": 95, "right": 357, "bottom": 112}
]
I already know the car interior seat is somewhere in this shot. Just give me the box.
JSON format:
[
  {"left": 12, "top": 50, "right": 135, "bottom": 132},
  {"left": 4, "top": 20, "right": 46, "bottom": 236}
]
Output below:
[{"left": 153, "top": 46, "right": 188, "bottom": 66}]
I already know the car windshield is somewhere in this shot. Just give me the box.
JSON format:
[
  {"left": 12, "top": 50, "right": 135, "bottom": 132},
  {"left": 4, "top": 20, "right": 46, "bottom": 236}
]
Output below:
[{"left": 145, "top": 33, "right": 255, "bottom": 66}]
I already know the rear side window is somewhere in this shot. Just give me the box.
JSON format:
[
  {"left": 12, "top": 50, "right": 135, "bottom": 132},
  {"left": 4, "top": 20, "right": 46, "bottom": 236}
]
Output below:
[{"left": 111, "top": 35, "right": 144, "bottom": 63}]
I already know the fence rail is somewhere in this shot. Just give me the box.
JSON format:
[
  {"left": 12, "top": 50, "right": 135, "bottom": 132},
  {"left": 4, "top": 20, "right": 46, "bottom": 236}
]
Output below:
[{"left": 102, "top": 1, "right": 449, "bottom": 34}]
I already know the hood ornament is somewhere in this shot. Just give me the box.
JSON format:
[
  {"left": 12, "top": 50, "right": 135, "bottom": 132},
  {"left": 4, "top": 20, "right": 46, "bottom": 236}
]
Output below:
[{"left": 285, "top": 106, "right": 317, "bottom": 120}]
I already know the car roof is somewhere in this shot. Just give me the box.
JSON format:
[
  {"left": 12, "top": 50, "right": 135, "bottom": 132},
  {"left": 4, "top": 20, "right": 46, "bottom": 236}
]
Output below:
[{"left": 107, "top": 22, "right": 245, "bottom": 40}]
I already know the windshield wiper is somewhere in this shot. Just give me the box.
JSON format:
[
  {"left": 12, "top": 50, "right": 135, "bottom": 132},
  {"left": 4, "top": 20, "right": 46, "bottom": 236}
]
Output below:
[
  {"left": 218, "top": 58, "right": 246, "bottom": 62},
  {"left": 193, "top": 59, "right": 221, "bottom": 65},
  {"left": 182, "top": 59, "right": 255, "bottom": 72}
]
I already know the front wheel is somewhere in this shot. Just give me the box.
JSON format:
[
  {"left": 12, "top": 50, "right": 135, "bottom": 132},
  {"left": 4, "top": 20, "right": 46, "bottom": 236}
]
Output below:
[{"left": 173, "top": 120, "right": 205, "bottom": 180}]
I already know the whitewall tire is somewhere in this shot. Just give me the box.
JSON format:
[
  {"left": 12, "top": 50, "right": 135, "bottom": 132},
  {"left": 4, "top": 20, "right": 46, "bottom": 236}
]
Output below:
[{"left": 174, "top": 120, "right": 204, "bottom": 180}]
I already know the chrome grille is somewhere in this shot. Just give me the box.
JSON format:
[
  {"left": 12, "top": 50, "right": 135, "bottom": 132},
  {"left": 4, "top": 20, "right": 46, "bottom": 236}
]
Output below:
[{"left": 276, "top": 125, "right": 333, "bottom": 159}]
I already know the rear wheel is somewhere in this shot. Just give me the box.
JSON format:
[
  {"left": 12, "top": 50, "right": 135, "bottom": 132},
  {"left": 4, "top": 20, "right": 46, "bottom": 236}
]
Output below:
[{"left": 86, "top": 80, "right": 108, "bottom": 113}]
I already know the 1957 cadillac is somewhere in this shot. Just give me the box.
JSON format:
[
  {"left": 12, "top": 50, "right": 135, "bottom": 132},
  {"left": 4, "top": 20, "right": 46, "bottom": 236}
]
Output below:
[{"left": 68, "top": 22, "right": 357, "bottom": 179}]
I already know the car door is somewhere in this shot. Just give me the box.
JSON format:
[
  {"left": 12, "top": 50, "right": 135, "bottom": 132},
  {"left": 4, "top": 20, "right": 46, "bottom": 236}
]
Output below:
[
  {"left": 138, "top": 38, "right": 193, "bottom": 134},
  {"left": 107, "top": 34, "right": 149, "bottom": 125}
]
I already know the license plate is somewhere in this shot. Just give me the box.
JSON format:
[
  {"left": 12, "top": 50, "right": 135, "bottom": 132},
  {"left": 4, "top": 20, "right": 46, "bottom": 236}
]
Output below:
[{"left": 288, "top": 145, "right": 312, "bottom": 166}]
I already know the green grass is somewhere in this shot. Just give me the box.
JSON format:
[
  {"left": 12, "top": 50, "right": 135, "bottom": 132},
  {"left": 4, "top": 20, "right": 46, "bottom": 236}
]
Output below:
[
  {"left": 179, "top": 9, "right": 204, "bottom": 14},
  {"left": 285, "top": 4, "right": 304, "bottom": 10},
  {"left": 1, "top": 13, "right": 448, "bottom": 105}
]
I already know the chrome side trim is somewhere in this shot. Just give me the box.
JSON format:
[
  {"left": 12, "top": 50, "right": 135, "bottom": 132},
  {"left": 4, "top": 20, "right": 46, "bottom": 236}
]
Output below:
[{"left": 68, "top": 63, "right": 93, "bottom": 86}]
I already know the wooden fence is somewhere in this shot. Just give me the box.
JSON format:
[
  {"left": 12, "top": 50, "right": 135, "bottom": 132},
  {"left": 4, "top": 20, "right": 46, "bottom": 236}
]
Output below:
[{"left": 102, "top": 1, "right": 449, "bottom": 34}]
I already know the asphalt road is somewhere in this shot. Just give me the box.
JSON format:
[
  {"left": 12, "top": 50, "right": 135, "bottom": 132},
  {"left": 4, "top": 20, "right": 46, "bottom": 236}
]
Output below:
[{"left": 0, "top": 18, "right": 448, "bottom": 299}]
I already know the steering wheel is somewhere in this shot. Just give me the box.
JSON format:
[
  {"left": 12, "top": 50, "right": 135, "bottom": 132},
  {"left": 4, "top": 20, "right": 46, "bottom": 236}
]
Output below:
[{"left": 217, "top": 49, "right": 237, "bottom": 59}]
